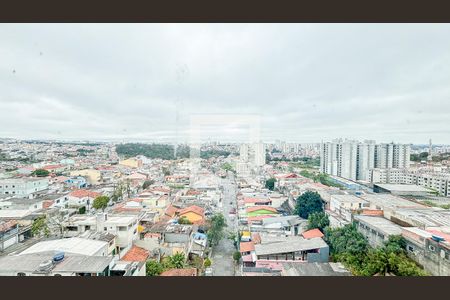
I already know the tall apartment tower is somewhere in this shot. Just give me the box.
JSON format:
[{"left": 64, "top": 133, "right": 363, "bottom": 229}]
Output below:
[
  {"left": 320, "top": 140, "right": 411, "bottom": 181},
  {"left": 253, "top": 142, "right": 266, "bottom": 167},
  {"left": 240, "top": 144, "right": 249, "bottom": 162}
]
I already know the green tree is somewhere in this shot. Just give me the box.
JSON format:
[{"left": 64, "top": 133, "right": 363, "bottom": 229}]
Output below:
[
  {"left": 32, "top": 169, "right": 50, "bottom": 177},
  {"left": 384, "top": 235, "right": 406, "bottom": 254},
  {"left": 31, "top": 216, "right": 50, "bottom": 237},
  {"left": 78, "top": 206, "right": 86, "bottom": 214},
  {"left": 146, "top": 260, "right": 165, "bottom": 276},
  {"left": 178, "top": 216, "right": 192, "bottom": 225},
  {"left": 93, "top": 195, "right": 110, "bottom": 211},
  {"left": 207, "top": 213, "right": 227, "bottom": 247},
  {"left": 233, "top": 251, "right": 241, "bottom": 263},
  {"left": 167, "top": 252, "right": 186, "bottom": 269},
  {"left": 307, "top": 211, "right": 330, "bottom": 232},
  {"left": 204, "top": 257, "right": 212, "bottom": 267},
  {"left": 265, "top": 178, "right": 276, "bottom": 191},
  {"left": 142, "top": 180, "right": 155, "bottom": 190},
  {"left": 295, "top": 191, "right": 325, "bottom": 219}
]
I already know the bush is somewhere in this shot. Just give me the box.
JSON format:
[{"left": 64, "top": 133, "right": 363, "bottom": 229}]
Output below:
[{"left": 204, "top": 257, "right": 212, "bottom": 267}]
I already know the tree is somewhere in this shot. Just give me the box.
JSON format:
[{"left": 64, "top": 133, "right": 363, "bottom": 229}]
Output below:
[
  {"left": 207, "top": 213, "right": 227, "bottom": 247},
  {"left": 31, "top": 216, "right": 50, "bottom": 237},
  {"left": 78, "top": 206, "right": 86, "bottom": 214},
  {"left": 178, "top": 216, "right": 192, "bottom": 225},
  {"left": 265, "top": 178, "right": 276, "bottom": 191},
  {"left": 384, "top": 235, "right": 406, "bottom": 254},
  {"left": 204, "top": 257, "right": 212, "bottom": 267},
  {"left": 146, "top": 260, "right": 165, "bottom": 276},
  {"left": 307, "top": 211, "right": 330, "bottom": 232},
  {"left": 295, "top": 191, "right": 325, "bottom": 219},
  {"left": 93, "top": 195, "right": 110, "bottom": 211},
  {"left": 233, "top": 251, "right": 241, "bottom": 263},
  {"left": 32, "top": 169, "right": 49, "bottom": 177},
  {"left": 142, "top": 180, "right": 154, "bottom": 190},
  {"left": 167, "top": 252, "right": 186, "bottom": 269}
]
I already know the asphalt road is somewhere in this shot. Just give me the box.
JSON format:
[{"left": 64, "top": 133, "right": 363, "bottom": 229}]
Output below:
[{"left": 212, "top": 172, "right": 238, "bottom": 276}]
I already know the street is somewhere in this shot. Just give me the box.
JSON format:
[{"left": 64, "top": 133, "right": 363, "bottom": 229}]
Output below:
[{"left": 211, "top": 171, "right": 238, "bottom": 276}]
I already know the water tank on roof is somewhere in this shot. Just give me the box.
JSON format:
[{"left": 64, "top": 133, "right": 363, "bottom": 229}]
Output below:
[
  {"left": 38, "top": 260, "right": 53, "bottom": 271},
  {"left": 431, "top": 235, "right": 445, "bottom": 242},
  {"left": 53, "top": 252, "right": 65, "bottom": 262}
]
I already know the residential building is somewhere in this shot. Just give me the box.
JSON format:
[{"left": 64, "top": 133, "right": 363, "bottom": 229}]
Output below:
[
  {"left": 353, "top": 215, "right": 403, "bottom": 248},
  {"left": 320, "top": 139, "right": 410, "bottom": 181},
  {"left": 0, "top": 178, "right": 49, "bottom": 196}
]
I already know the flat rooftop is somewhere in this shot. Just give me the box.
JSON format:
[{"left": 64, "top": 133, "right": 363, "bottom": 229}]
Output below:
[
  {"left": 19, "top": 237, "right": 108, "bottom": 256},
  {"left": 255, "top": 237, "right": 328, "bottom": 256},
  {"left": 281, "top": 262, "right": 351, "bottom": 276},
  {"left": 354, "top": 215, "right": 402, "bottom": 236},
  {"left": 0, "top": 251, "right": 112, "bottom": 273},
  {"left": 375, "top": 184, "right": 431, "bottom": 193},
  {"left": 359, "top": 194, "right": 427, "bottom": 210}
]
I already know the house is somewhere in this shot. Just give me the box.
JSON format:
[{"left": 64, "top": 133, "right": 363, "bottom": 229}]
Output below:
[
  {"left": 302, "top": 228, "right": 324, "bottom": 240},
  {"left": 402, "top": 227, "right": 450, "bottom": 276},
  {"left": 0, "top": 178, "right": 49, "bottom": 196},
  {"left": 0, "top": 197, "right": 45, "bottom": 213},
  {"left": 119, "top": 245, "right": 150, "bottom": 276},
  {"left": 178, "top": 205, "right": 205, "bottom": 224},
  {"left": 0, "top": 220, "right": 19, "bottom": 252},
  {"left": 246, "top": 206, "right": 278, "bottom": 218},
  {"left": 353, "top": 215, "right": 403, "bottom": 248},
  {"left": 19, "top": 237, "right": 110, "bottom": 257},
  {"left": 119, "top": 158, "right": 143, "bottom": 169},
  {"left": 254, "top": 236, "right": 329, "bottom": 262},
  {"left": 69, "top": 169, "right": 102, "bottom": 185},
  {"left": 62, "top": 213, "right": 139, "bottom": 253},
  {"left": 67, "top": 189, "right": 102, "bottom": 208},
  {"left": 243, "top": 197, "right": 272, "bottom": 207}
]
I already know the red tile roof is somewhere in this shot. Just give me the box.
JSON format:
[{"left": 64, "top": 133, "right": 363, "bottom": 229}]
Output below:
[
  {"left": 302, "top": 229, "right": 324, "bottom": 239},
  {"left": 244, "top": 197, "right": 271, "bottom": 204},
  {"left": 240, "top": 241, "right": 255, "bottom": 253},
  {"left": 178, "top": 205, "right": 205, "bottom": 217},
  {"left": 160, "top": 268, "right": 197, "bottom": 276},
  {"left": 165, "top": 205, "right": 179, "bottom": 218},
  {"left": 0, "top": 220, "right": 17, "bottom": 232},
  {"left": 69, "top": 189, "right": 102, "bottom": 199},
  {"left": 121, "top": 246, "right": 150, "bottom": 262}
]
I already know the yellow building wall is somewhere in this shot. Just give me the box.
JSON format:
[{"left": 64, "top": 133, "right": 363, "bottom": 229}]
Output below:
[
  {"left": 179, "top": 211, "right": 203, "bottom": 223},
  {"left": 119, "top": 158, "right": 142, "bottom": 168}
]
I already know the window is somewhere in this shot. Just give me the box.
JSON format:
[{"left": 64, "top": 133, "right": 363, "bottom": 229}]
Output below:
[
  {"left": 407, "top": 245, "right": 414, "bottom": 252},
  {"left": 429, "top": 245, "right": 436, "bottom": 252},
  {"left": 118, "top": 226, "right": 127, "bottom": 231},
  {"left": 104, "top": 227, "right": 107, "bottom": 231}
]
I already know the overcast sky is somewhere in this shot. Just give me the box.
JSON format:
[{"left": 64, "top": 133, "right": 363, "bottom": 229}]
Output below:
[{"left": 1, "top": 24, "right": 450, "bottom": 144}]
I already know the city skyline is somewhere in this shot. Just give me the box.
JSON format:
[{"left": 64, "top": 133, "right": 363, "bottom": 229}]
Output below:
[{"left": 2, "top": 24, "right": 450, "bottom": 143}]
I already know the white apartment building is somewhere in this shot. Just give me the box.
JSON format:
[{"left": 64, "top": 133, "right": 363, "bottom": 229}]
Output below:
[
  {"left": 62, "top": 213, "right": 139, "bottom": 251},
  {"left": 320, "top": 139, "right": 410, "bottom": 181},
  {"left": 368, "top": 168, "right": 450, "bottom": 197},
  {"left": 0, "top": 178, "right": 49, "bottom": 196},
  {"left": 239, "top": 142, "right": 266, "bottom": 168}
]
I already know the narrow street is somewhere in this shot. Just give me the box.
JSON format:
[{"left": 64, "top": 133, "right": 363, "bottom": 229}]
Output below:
[{"left": 212, "top": 171, "right": 238, "bottom": 276}]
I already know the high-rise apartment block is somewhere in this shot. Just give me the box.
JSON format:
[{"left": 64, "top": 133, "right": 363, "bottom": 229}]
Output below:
[{"left": 320, "top": 139, "right": 411, "bottom": 181}]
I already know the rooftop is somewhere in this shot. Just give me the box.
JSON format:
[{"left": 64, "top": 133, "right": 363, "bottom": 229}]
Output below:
[
  {"left": 255, "top": 237, "right": 328, "bottom": 256},
  {"left": 0, "top": 251, "right": 112, "bottom": 274},
  {"left": 281, "top": 262, "right": 351, "bottom": 276},
  {"left": 19, "top": 237, "right": 108, "bottom": 256},
  {"left": 354, "top": 215, "right": 403, "bottom": 236},
  {"left": 375, "top": 184, "right": 431, "bottom": 193}
]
